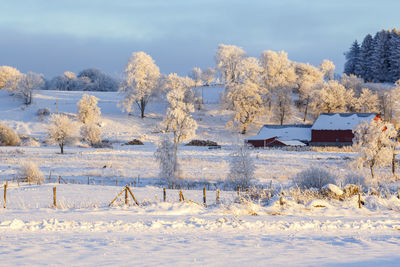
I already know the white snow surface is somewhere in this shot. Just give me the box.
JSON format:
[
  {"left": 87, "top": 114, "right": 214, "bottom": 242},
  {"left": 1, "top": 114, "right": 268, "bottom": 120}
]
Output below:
[
  {"left": 1, "top": 184, "right": 400, "bottom": 266},
  {"left": 0, "top": 90, "right": 400, "bottom": 266},
  {"left": 312, "top": 113, "right": 377, "bottom": 130}
]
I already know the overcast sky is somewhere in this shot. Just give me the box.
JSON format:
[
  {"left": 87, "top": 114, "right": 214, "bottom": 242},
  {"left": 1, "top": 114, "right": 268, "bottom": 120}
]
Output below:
[{"left": 0, "top": 0, "right": 399, "bottom": 79}]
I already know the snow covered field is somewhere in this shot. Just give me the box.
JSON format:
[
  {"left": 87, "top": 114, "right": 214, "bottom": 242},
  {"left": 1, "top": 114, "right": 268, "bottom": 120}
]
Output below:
[{"left": 1, "top": 89, "right": 400, "bottom": 266}]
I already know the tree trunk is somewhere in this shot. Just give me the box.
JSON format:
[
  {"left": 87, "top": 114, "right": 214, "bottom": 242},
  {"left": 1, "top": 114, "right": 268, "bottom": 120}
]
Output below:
[
  {"left": 303, "top": 98, "right": 309, "bottom": 122},
  {"left": 392, "top": 150, "right": 396, "bottom": 177},
  {"left": 370, "top": 164, "right": 374, "bottom": 179},
  {"left": 60, "top": 144, "right": 64, "bottom": 154},
  {"left": 140, "top": 98, "right": 145, "bottom": 118}
]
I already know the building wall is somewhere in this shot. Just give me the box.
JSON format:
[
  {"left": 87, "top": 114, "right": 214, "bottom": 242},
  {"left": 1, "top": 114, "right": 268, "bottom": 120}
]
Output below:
[
  {"left": 246, "top": 137, "right": 277, "bottom": 148},
  {"left": 311, "top": 130, "right": 354, "bottom": 145}
]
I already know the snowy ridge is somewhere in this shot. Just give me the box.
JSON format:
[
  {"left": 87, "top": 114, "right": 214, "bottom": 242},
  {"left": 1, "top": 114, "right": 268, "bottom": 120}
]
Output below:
[{"left": 2, "top": 217, "right": 400, "bottom": 232}]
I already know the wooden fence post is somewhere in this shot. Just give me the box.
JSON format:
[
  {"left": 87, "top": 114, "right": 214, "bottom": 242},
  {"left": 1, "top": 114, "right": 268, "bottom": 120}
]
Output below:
[
  {"left": 125, "top": 187, "right": 128, "bottom": 205},
  {"left": 3, "top": 182, "right": 7, "bottom": 209},
  {"left": 203, "top": 187, "right": 206, "bottom": 206},
  {"left": 237, "top": 186, "right": 240, "bottom": 197},
  {"left": 358, "top": 192, "right": 362, "bottom": 209},
  {"left": 216, "top": 188, "right": 220, "bottom": 205},
  {"left": 53, "top": 187, "right": 57, "bottom": 208},
  {"left": 115, "top": 177, "right": 118, "bottom": 186},
  {"left": 48, "top": 171, "right": 52, "bottom": 183},
  {"left": 163, "top": 188, "right": 166, "bottom": 202}
]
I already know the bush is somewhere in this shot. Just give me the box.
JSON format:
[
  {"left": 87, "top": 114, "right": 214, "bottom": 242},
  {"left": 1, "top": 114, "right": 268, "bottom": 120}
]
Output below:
[
  {"left": 80, "top": 123, "right": 102, "bottom": 146},
  {"left": 37, "top": 108, "right": 51, "bottom": 116},
  {"left": 0, "top": 123, "right": 21, "bottom": 146},
  {"left": 343, "top": 171, "right": 366, "bottom": 187},
  {"left": 226, "top": 144, "right": 254, "bottom": 189},
  {"left": 293, "top": 166, "right": 336, "bottom": 189},
  {"left": 19, "top": 161, "right": 44, "bottom": 184}
]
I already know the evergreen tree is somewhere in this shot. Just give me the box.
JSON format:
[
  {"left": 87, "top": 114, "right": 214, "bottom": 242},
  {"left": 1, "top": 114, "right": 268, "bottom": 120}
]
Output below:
[
  {"left": 359, "top": 34, "right": 374, "bottom": 82},
  {"left": 389, "top": 29, "right": 400, "bottom": 82},
  {"left": 344, "top": 40, "right": 361, "bottom": 76},
  {"left": 371, "top": 30, "right": 390, "bottom": 82}
]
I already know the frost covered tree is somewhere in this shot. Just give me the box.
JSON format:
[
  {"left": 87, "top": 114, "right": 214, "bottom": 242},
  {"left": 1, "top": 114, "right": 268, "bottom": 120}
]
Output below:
[
  {"left": 0, "top": 66, "right": 21, "bottom": 89},
  {"left": 13, "top": 72, "right": 44, "bottom": 105},
  {"left": 77, "top": 68, "right": 118, "bottom": 92},
  {"left": 80, "top": 123, "right": 102, "bottom": 146},
  {"left": 201, "top": 67, "right": 215, "bottom": 86},
  {"left": 318, "top": 59, "right": 335, "bottom": 81},
  {"left": 48, "top": 114, "right": 77, "bottom": 154},
  {"left": 259, "top": 50, "right": 296, "bottom": 110},
  {"left": 162, "top": 73, "right": 197, "bottom": 157},
  {"left": 215, "top": 44, "right": 246, "bottom": 85},
  {"left": 189, "top": 67, "right": 203, "bottom": 87},
  {"left": 237, "top": 57, "right": 262, "bottom": 84},
  {"left": 225, "top": 80, "right": 263, "bottom": 134},
  {"left": 227, "top": 143, "right": 254, "bottom": 189},
  {"left": 154, "top": 135, "right": 178, "bottom": 183},
  {"left": 295, "top": 63, "right": 324, "bottom": 121},
  {"left": 312, "top": 80, "right": 352, "bottom": 114},
  {"left": 353, "top": 118, "right": 397, "bottom": 179},
  {"left": 77, "top": 94, "right": 101, "bottom": 124},
  {"left": 356, "top": 88, "right": 379, "bottom": 113},
  {"left": 49, "top": 71, "right": 80, "bottom": 91},
  {"left": 119, "top": 52, "right": 160, "bottom": 118},
  {"left": 340, "top": 74, "right": 364, "bottom": 96},
  {"left": 274, "top": 87, "right": 294, "bottom": 125}
]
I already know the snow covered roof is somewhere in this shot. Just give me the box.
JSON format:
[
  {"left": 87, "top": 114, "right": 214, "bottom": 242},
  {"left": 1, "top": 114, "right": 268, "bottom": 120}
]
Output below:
[
  {"left": 278, "top": 140, "right": 306, "bottom": 146},
  {"left": 311, "top": 113, "right": 377, "bottom": 130},
  {"left": 246, "top": 124, "right": 312, "bottom": 141}
]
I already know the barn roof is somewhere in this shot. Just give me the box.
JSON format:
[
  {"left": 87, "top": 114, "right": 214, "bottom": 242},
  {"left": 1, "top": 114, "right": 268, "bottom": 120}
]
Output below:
[
  {"left": 311, "top": 113, "right": 377, "bottom": 130},
  {"left": 245, "top": 124, "right": 312, "bottom": 141}
]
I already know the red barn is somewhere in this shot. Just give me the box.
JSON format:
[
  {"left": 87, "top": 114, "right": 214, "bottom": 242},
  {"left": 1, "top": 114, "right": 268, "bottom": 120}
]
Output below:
[
  {"left": 245, "top": 125, "right": 312, "bottom": 148},
  {"left": 310, "top": 113, "right": 378, "bottom": 146}
]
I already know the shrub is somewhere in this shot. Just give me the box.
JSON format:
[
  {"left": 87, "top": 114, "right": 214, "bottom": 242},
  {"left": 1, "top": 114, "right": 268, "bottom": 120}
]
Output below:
[
  {"left": 19, "top": 161, "right": 44, "bottom": 184},
  {"left": 154, "top": 136, "right": 178, "bottom": 184},
  {"left": 80, "top": 123, "right": 102, "bottom": 146},
  {"left": 343, "top": 171, "right": 366, "bottom": 187},
  {"left": 293, "top": 166, "right": 336, "bottom": 189},
  {"left": 0, "top": 123, "right": 21, "bottom": 146},
  {"left": 226, "top": 144, "right": 255, "bottom": 189},
  {"left": 37, "top": 108, "right": 51, "bottom": 116}
]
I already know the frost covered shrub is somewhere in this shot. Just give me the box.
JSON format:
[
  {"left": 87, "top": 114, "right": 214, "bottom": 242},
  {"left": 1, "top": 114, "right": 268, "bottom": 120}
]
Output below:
[
  {"left": 37, "top": 107, "right": 51, "bottom": 116},
  {"left": 343, "top": 171, "right": 366, "bottom": 187},
  {"left": 0, "top": 123, "right": 21, "bottom": 146},
  {"left": 226, "top": 144, "right": 254, "bottom": 189},
  {"left": 19, "top": 161, "right": 44, "bottom": 184},
  {"left": 80, "top": 123, "right": 102, "bottom": 146},
  {"left": 77, "top": 94, "right": 101, "bottom": 124},
  {"left": 293, "top": 166, "right": 336, "bottom": 189},
  {"left": 154, "top": 136, "right": 178, "bottom": 184}
]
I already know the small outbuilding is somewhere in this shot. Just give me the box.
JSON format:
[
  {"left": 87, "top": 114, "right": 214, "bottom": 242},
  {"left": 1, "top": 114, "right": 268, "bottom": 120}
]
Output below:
[
  {"left": 310, "top": 113, "right": 378, "bottom": 146},
  {"left": 245, "top": 125, "right": 312, "bottom": 148}
]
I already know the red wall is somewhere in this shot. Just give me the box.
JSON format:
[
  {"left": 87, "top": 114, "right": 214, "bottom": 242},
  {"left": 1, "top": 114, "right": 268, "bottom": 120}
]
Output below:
[
  {"left": 311, "top": 130, "right": 354, "bottom": 143},
  {"left": 246, "top": 137, "right": 278, "bottom": 147}
]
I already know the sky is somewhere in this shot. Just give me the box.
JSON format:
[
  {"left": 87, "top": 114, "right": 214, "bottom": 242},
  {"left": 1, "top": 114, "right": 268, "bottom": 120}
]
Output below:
[{"left": 0, "top": 0, "right": 399, "bottom": 79}]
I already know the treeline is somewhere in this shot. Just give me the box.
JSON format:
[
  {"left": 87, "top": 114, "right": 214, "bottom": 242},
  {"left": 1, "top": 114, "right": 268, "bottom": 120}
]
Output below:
[{"left": 344, "top": 29, "right": 400, "bottom": 83}]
